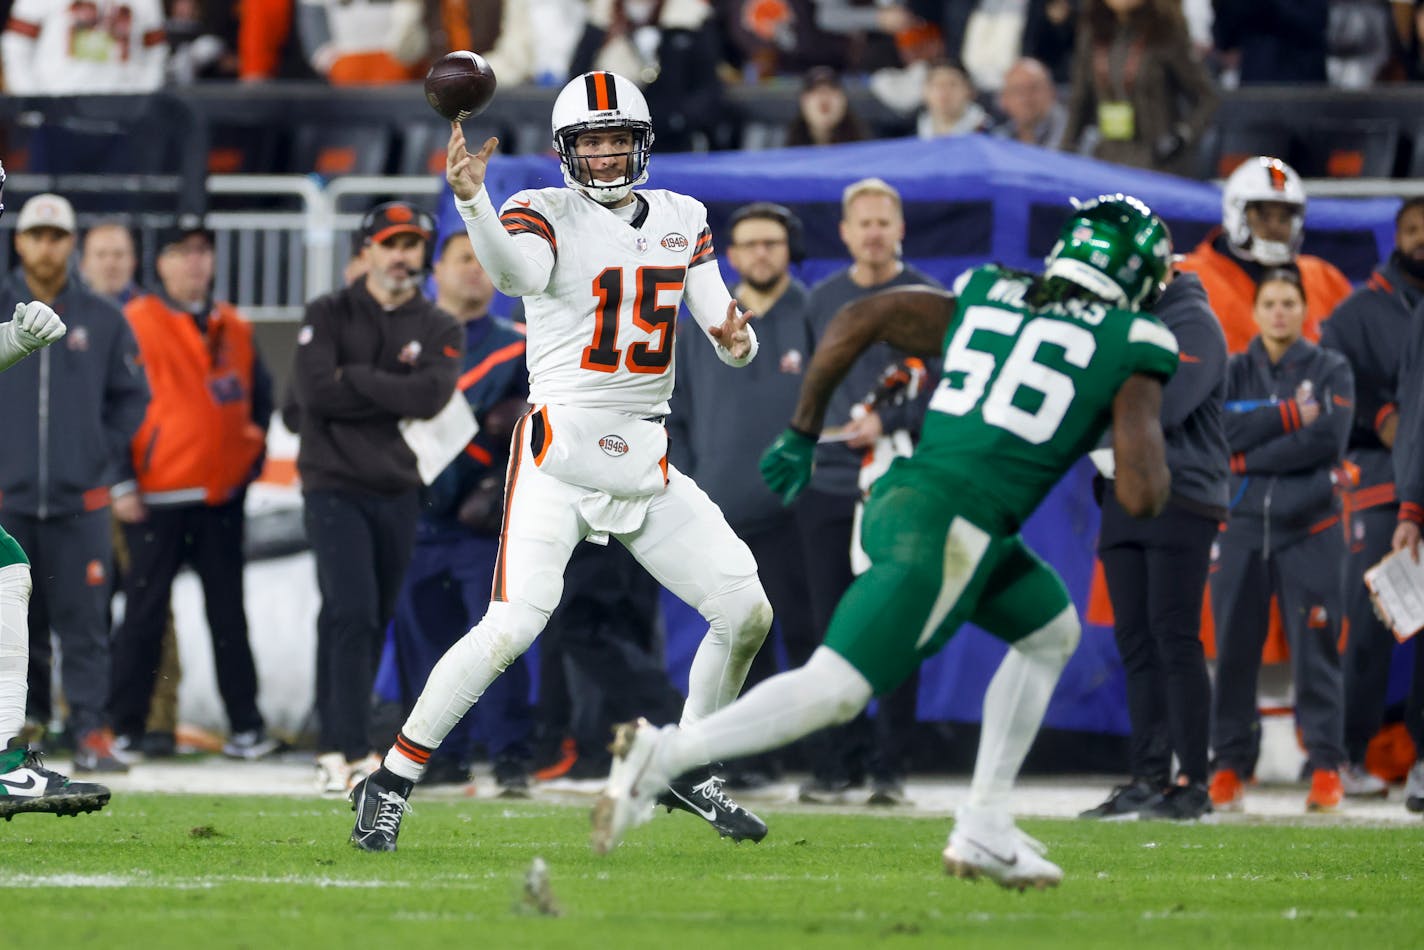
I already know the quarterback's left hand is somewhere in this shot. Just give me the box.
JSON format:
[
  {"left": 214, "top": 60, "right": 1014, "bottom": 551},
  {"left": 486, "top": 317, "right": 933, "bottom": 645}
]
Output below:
[
  {"left": 13, "top": 301, "right": 66, "bottom": 350},
  {"left": 759, "top": 427, "right": 817, "bottom": 506},
  {"left": 708, "top": 301, "right": 754, "bottom": 361}
]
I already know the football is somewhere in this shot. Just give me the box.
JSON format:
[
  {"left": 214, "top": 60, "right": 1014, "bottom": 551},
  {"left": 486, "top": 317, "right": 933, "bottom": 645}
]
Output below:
[{"left": 424, "top": 51, "right": 498, "bottom": 122}]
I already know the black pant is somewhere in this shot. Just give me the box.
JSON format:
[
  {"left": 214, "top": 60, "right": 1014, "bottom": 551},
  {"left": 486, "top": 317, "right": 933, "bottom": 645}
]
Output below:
[
  {"left": 110, "top": 499, "right": 261, "bottom": 739},
  {"left": 2, "top": 509, "right": 112, "bottom": 737},
  {"left": 795, "top": 487, "right": 918, "bottom": 783},
  {"left": 536, "top": 541, "right": 683, "bottom": 774},
  {"left": 305, "top": 488, "right": 419, "bottom": 761},
  {"left": 1098, "top": 495, "right": 1217, "bottom": 785},
  {"left": 1342, "top": 503, "right": 1400, "bottom": 762}
]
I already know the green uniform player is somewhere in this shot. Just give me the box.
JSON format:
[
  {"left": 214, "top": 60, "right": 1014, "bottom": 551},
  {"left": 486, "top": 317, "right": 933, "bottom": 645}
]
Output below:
[
  {"left": 0, "top": 160, "right": 112, "bottom": 820},
  {"left": 593, "top": 195, "right": 1177, "bottom": 890}
]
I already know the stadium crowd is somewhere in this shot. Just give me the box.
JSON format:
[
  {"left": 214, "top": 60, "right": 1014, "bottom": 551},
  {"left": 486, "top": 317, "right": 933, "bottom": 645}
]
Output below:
[{"left": 3, "top": 0, "right": 1424, "bottom": 829}]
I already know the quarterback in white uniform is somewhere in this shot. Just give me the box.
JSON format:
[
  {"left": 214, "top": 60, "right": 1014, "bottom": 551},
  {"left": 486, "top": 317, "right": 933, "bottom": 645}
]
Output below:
[{"left": 349, "top": 71, "right": 774, "bottom": 852}]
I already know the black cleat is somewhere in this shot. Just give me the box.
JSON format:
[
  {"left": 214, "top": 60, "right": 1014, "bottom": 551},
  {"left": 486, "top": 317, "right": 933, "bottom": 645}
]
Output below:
[
  {"left": 1078, "top": 778, "right": 1162, "bottom": 819},
  {"left": 657, "top": 768, "right": 767, "bottom": 843},
  {"left": 0, "top": 740, "right": 110, "bottom": 820},
  {"left": 349, "top": 768, "right": 415, "bottom": 852},
  {"left": 1140, "top": 782, "right": 1213, "bottom": 821}
]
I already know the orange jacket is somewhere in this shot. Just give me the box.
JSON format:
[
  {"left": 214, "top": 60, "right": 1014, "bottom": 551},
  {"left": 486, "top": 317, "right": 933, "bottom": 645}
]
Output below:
[
  {"left": 1176, "top": 231, "right": 1353, "bottom": 355},
  {"left": 125, "top": 295, "right": 266, "bottom": 505}
]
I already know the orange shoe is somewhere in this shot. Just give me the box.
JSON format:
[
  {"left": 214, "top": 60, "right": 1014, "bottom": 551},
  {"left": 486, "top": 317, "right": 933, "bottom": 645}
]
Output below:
[
  {"left": 1306, "top": 768, "right": 1343, "bottom": 813},
  {"left": 1209, "top": 768, "right": 1244, "bottom": 811}
]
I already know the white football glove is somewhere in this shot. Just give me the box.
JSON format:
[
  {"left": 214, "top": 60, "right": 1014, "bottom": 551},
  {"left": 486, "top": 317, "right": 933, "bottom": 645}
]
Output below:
[
  {"left": 0, "top": 300, "right": 67, "bottom": 372},
  {"left": 13, "top": 301, "right": 67, "bottom": 349}
]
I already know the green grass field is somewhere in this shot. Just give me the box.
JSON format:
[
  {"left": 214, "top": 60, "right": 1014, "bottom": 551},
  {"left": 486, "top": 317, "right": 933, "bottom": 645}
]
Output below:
[{"left": 3, "top": 794, "right": 1421, "bottom": 949}]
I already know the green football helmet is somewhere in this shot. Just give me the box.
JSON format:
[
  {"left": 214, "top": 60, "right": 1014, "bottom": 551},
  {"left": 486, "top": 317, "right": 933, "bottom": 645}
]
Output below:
[{"left": 1044, "top": 194, "right": 1171, "bottom": 310}]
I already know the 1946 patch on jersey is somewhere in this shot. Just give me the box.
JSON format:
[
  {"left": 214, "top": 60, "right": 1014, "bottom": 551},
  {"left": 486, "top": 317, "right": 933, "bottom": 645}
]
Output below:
[
  {"left": 660, "top": 233, "right": 688, "bottom": 251},
  {"left": 599, "top": 435, "right": 629, "bottom": 457}
]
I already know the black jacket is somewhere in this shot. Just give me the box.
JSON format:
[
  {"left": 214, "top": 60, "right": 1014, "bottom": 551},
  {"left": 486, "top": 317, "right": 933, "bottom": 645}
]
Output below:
[
  {"left": 1153, "top": 273, "right": 1230, "bottom": 519},
  {"left": 1319, "top": 257, "right": 1424, "bottom": 497},
  {"left": 0, "top": 269, "right": 149, "bottom": 518},
  {"left": 289, "top": 280, "right": 462, "bottom": 496},
  {"left": 1223, "top": 337, "right": 1353, "bottom": 552}
]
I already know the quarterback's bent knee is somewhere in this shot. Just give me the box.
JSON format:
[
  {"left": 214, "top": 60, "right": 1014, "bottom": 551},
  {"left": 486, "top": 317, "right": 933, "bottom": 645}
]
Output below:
[
  {"left": 1014, "top": 605, "right": 1081, "bottom": 667},
  {"left": 698, "top": 579, "right": 772, "bottom": 659},
  {"left": 457, "top": 600, "right": 548, "bottom": 673}
]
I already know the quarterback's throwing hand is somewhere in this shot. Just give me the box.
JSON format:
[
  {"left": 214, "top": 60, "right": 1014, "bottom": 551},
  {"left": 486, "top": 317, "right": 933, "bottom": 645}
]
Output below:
[
  {"left": 13, "top": 301, "right": 66, "bottom": 350},
  {"left": 446, "top": 122, "right": 499, "bottom": 202},
  {"left": 759, "top": 427, "right": 817, "bottom": 506},
  {"left": 708, "top": 301, "right": 754, "bottom": 361}
]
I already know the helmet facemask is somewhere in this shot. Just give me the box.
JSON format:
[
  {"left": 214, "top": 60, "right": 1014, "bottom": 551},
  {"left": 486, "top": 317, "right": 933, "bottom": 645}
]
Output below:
[
  {"left": 1044, "top": 194, "right": 1171, "bottom": 311},
  {"left": 554, "top": 120, "right": 654, "bottom": 205},
  {"left": 1221, "top": 157, "right": 1306, "bottom": 266}
]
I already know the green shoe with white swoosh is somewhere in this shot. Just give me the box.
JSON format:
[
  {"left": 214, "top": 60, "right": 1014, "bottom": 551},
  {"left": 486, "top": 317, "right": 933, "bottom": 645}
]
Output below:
[{"left": 0, "top": 738, "right": 111, "bottom": 820}]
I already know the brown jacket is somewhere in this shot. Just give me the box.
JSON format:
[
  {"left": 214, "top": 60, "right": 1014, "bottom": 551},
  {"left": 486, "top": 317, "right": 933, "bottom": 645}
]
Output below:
[{"left": 1064, "top": 23, "right": 1218, "bottom": 177}]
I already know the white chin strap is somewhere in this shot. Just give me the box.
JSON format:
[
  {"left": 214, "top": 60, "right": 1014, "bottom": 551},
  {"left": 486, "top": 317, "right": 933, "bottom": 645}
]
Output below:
[{"left": 1044, "top": 258, "right": 1128, "bottom": 307}]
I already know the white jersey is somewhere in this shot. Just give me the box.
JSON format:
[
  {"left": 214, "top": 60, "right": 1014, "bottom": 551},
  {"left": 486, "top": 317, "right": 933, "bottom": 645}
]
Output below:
[
  {"left": 499, "top": 186, "right": 717, "bottom": 416},
  {"left": 1, "top": 0, "right": 166, "bottom": 95}
]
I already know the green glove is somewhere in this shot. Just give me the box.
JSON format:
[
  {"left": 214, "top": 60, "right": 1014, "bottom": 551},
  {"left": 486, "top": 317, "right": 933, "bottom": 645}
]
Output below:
[{"left": 759, "top": 427, "right": 818, "bottom": 506}]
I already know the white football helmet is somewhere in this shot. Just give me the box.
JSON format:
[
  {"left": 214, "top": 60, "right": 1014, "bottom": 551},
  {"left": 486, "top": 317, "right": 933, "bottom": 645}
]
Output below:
[
  {"left": 551, "top": 71, "right": 654, "bottom": 205},
  {"left": 1222, "top": 156, "right": 1306, "bottom": 266}
]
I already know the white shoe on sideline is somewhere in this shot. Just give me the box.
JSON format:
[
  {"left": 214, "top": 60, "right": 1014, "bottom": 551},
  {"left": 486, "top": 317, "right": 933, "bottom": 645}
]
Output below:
[
  {"left": 590, "top": 718, "right": 668, "bottom": 855},
  {"left": 943, "top": 807, "right": 1063, "bottom": 891},
  {"left": 1340, "top": 762, "right": 1388, "bottom": 798},
  {"left": 316, "top": 753, "right": 350, "bottom": 797}
]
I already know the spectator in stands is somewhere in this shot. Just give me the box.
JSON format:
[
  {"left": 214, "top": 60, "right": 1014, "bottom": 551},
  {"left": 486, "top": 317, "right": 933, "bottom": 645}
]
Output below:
[
  {"left": 991, "top": 56, "right": 1067, "bottom": 148},
  {"left": 1211, "top": 269, "right": 1353, "bottom": 814},
  {"left": 80, "top": 224, "right": 143, "bottom": 308},
  {"left": 1177, "top": 156, "right": 1354, "bottom": 356},
  {"left": 1213, "top": 0, "right": 1329, "bottom": 86},
  {"left": 1021, "top": 0, "right": 1076, "bottom": 82},
  {"left": 1063, "top": 0, "right": 1217, "bottom": 177},
  {"left": 296, "top": 0, "right": 428, "bottom": 84},
  {"left": 377, "top": 232, "right": 533, "bottom": 794},
  {"left": 1, "top": 0, "right": 167, "bottom": 94},
  {"left": 79, "top": 221, "right": 183, "bottom": 760},
  {"left": 0, "top": 194, "right": 148, "bottom": 773},
  {"left": 1326, "top": 0, "right": 1394, "bottom": 87},
  {"left": 786, "top": 66, "right": 871, "bottom": 146},
  {"left": 797, "top": 178, "right": 938, "bottom": 804},
  {"left": 165, "top": 0, "right": 238, "bottom": 84},
  {"left": 238, "top": 0, "right": 317, "bottom": 81},
  {"left": 571, "top": 0, "right": 725, "bottom": 151},
  {"left": 716, "top": 0, "right": 854, "bottom": 79},
  {"left": 431, "top": 0, "right": 583, "bottom": 88},
  {"left": 915, "top": 58, "right": 990, "bottom": 139},
  {"left": 111, "top": 218, "right": 279, "bottom": 761},
  {"left": 1391, "top": 0, "right": 1424, "bottom": 79},
  {"left": 1320, "top": 197, "right": 1424, "bottom": 799},
  {"left": 668, "top": 202, "right": 818, "bottom": 788},
  {"left": 288, "top": 202, "right": 460, "bottom": 795},
  {"left": 1081, "top": 262, "right": 1228, "bottom": 822}
]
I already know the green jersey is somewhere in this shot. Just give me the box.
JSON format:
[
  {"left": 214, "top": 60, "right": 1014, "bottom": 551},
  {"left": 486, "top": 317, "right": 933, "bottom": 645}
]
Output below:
[{"left": 909, "top": 265, "right": 1178, "bottom": 528}]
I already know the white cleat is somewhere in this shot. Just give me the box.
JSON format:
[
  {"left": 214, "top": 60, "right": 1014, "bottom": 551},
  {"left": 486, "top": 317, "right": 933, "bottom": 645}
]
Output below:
[
  {"left": 590, "top": 718, "right": 668, "bottom": 855},
  {"left": 942, "top": 811, "right": 1063, "bottom": 891}
]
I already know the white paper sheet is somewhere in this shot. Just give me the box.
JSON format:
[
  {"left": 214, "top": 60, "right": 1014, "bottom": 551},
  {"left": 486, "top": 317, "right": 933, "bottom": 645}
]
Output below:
[
  {"left": 1364, "top": 548, "right": 1424, "bottom": 643},
  {"left": 398, "top": 390, "right": 478, "bottom": 485}
]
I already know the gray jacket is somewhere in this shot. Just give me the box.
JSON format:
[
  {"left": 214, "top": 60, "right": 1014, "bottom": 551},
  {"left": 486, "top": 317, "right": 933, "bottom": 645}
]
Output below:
[
  {"left": 0, "top": 269, "right": 149, "bottom": 518},
  {"left": 667, "top": 280, "right": 815, "bottom": 534},
  {"left": 1154, "top": 272, "right": 1230, "bottom": 519},
  {"left": 806, "top": 264, "right": 941, "bottom": 497},
  {"left": 1224, "top": 337, "right": 1354, "bottom": 553}
]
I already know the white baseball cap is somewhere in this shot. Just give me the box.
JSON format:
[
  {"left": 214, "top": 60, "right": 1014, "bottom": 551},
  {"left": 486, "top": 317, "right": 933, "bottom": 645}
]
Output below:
[{"left": 15, "top": 193, "right": 76, "bottom": 235}]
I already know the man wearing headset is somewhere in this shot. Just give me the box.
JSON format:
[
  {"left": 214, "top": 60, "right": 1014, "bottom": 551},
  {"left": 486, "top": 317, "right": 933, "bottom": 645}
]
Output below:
[
  {"left": 666, "top": 201, "right": 817, "bottom": 788},
  {"left": 288, "top": 201, "right": 462, "bottom": 796}
]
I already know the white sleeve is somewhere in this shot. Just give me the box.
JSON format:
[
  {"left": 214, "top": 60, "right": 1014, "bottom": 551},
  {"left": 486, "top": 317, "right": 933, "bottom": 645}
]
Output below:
[
  {"left": 135, "top": 0, "right": 168, "bottom": 91},
  {"left": 1, "top": 0, "right": 42, "bottom": 95},
  {"left": 454, "top": 188, "right": 555, "bottom": 297},
  {"left": 684, "top": 261, "right": 758, "bottom": 368}
]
